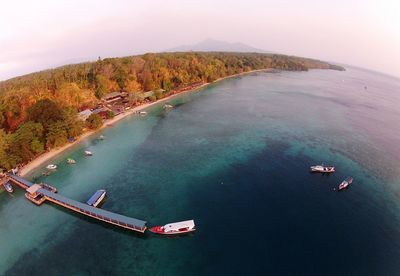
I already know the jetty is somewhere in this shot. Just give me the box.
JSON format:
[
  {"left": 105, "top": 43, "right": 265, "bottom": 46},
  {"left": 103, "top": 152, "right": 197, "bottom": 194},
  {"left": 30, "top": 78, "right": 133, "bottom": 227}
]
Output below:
[{"left": 5, "top": 174, "right": 147, "bottom": 233}]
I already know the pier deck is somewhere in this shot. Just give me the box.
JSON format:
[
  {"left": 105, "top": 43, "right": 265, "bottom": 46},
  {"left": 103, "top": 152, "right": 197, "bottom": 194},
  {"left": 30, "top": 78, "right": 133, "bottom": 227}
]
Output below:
[{"left": 6, "top": 174, "right": 147, "bottom": 233}]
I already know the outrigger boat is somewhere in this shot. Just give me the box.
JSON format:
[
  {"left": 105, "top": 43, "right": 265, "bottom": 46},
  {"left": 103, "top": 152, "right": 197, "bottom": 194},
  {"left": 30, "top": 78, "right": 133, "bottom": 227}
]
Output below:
[
  {"left": 310, "top": 164, "right": 335, "bottom": 173},
  {"left": 86, "top": 189, "right": 106, "bottom": 207},
  {"left": 3, "top": 182, "right": 13, "bottom": 193},
  {"left": 149, "top": 220, "right": 196, "bottom": 235},
  {"left": 338, "top": 177, "right": 353, "bottom": 191},
  {"left": 46, "top": 164, "right": 57, "bottom": 170},
  {"left": 84, "top": 150, "right": 93, "bottom": 156},
  {"left": 67, "top": 158, "right": 76, "bottom": 164},
  {"left": 163, "top": 104, "right": 173, "bottom": 109}
]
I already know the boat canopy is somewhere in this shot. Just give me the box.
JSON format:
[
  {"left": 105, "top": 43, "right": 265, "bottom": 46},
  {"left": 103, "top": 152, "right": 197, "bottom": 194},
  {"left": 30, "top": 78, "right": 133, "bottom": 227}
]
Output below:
[
  {"left": 87, "top": 190, "right": 106, "bottom": 206},
  {"left": 163, "top": 220, "right": 195, "bottom": 231}
]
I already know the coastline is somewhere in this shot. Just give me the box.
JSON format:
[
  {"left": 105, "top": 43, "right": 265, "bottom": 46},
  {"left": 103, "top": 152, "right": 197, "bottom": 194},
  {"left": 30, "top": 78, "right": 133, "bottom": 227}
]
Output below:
[{"left": 18, "top": 68, "right": 272, "bottom": 177}]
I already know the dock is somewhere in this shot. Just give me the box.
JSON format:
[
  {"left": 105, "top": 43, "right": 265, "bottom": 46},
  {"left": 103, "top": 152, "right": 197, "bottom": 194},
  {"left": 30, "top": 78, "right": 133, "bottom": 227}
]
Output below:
[{"left": 5, "top": 174, "right": 147, "bottom": 233}]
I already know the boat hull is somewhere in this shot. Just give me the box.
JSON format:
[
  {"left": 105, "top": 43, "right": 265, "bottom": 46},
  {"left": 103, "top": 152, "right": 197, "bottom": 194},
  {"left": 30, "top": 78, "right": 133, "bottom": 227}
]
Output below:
[
  {"left": 4, "top": 184, "right": 13, "bottom": 193},
  {"left": 310, "top": 166, "right": 335, "bottom": 173},
  {"left": 149, "top": 226, "right": 196, "bottom": 235}
]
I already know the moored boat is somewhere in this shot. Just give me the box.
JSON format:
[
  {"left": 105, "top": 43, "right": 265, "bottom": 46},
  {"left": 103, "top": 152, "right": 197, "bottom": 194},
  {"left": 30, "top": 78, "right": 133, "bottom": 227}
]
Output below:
[
  {"left": 163, "top": 104, "right": 173, "bottom": 109},
  {"left": 338, "top": 177, "right": 353, "bottom": 191},
  {"left": 86, "top": 189, "right": 106, "bottom": 207},
  {"left": 99, "top": 135, "right": 105, "bottom": 140},
  {"left": 3, "top": 182, "right": 13, "bottom": 193},
  {"left": 67, "top": 158, "right": 76, "bottom": 164},
  {"left": 84, "top": 150, "right": 93, "bottom": 156},
  {"left": 46, "top": 164, "right": 57, "bottom": 170},
  {"left": 310, "top": 165, "right": 335, "bottom": 173},
  {"left": 139, "top": 111, "right": 147, "bottom": 116},
  {"left": 149, "top": 220, "right": 196, "bottom": 235}
]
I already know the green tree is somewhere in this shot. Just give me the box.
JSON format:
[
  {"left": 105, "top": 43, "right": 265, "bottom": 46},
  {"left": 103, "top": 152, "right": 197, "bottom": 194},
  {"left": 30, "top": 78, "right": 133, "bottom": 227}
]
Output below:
[
  {"left": 106, "top": 111, "right": 114, "bottom": 119},
  {"left": 86, "top": 113, "right": 103, "bottom": 129},
  {"left": 62, "top": 107, "right": 84, "bottom": 138},
  {"left": 115, "top": 68, "right": 128, "bottom": 90},
  {"left": 95, "top": 75, "right": 108, "bottom": 99},
  {"left": 28, "top": 99, "right": 63, "bottom": 128},
  {"left": 9, "top": 122, "right": 44, "bottom": 162},
  {"left": 46, "top": 120, "right": 68, "bottom": 148},
  {"left": 0, "top": 129, "right": 11, "bottom": 169}
]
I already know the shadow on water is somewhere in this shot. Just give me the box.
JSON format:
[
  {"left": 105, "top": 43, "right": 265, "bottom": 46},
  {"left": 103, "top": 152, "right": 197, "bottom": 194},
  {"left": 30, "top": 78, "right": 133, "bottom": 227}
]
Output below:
[{"left": 44, "top": 202, "right": 148, "bottom": 239}]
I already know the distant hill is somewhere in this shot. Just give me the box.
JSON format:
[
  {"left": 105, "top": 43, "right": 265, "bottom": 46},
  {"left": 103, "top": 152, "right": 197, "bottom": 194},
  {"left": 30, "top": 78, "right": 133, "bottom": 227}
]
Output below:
[{"left": 165, "top": 39, "right": 270, "bottom": 53}]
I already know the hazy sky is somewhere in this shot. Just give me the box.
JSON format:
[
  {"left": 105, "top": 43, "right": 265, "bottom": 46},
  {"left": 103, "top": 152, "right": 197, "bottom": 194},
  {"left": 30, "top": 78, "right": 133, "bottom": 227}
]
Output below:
[{"left": 0, "top": 0, "right": 399, "bottom": 80}]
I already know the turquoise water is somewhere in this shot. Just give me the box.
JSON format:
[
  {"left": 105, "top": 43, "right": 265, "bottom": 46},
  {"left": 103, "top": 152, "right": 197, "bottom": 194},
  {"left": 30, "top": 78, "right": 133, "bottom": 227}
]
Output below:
[{"left": 1, "top": 68, "right": 400, "bottom": 275}]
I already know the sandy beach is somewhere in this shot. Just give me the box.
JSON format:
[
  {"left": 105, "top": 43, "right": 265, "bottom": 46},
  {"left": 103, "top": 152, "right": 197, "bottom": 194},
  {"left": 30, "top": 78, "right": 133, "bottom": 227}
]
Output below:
[{"left": 19, "top": 68, "right": 272, "bottom": 177}]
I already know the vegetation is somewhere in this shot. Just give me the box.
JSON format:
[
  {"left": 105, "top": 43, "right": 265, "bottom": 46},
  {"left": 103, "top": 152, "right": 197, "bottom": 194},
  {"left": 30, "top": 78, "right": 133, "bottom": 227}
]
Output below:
[
  {"left": 86, "top": 114, "right": 103, "bottom": 130},
  {"left": 0, "top": 52, "right": 344, "bottom": 170}
]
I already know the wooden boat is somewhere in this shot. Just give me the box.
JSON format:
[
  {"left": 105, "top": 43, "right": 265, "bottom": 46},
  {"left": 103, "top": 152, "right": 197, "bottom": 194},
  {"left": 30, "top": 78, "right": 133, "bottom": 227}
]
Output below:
[
  {"left": 67, "top": 158, "right": 76, "bottom": 164},
  {"left": 149, "top": 220, "right": 196, "bottom": 235},
  {"left": 3, "top": 182, "right": 13, "bottom": 193},
  {"left": 84, "top": 150, "right": 93, "bottom": 156},
  {"left": 86, "top": 190, "right": 106, "bottom": 207},
  {"left": 338, "top": 177, "right": 353, "bottom": 191},
  {"left": 310, "top": 165, "right": 335, "bottom": 173},
  {"left": 46, "top": 164, "right": 57, "bottom": 170}
]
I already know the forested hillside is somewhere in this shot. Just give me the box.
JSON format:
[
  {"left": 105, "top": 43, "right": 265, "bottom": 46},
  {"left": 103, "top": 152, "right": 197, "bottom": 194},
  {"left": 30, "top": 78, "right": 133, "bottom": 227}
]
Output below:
[{"left": 0, "top": 52, "right": 344, "bottom": 170}]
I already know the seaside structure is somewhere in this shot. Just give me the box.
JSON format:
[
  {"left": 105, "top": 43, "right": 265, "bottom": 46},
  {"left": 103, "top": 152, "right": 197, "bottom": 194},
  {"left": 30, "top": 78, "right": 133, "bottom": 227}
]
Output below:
[
  {"left": 5, "top": 174, "right": 147, "bottom": 233},
  {"left": 102, "top": 92, "right": 128, "bottom": 103},
  {"left": 92, "top": 107, "right": 110, "bottom": 119},
  {"left": 78, "top": 109, "right": 92, "bottom": 121}
]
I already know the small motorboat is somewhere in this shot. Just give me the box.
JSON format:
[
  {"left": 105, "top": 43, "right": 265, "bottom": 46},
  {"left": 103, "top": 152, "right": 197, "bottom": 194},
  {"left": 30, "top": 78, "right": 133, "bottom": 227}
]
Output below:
[
  {"left": 99, "top": 135, "right": 105, "bottom": 140},
  {"left": 3, "top": 182, "right": 13, "bottom": 193},
  {"left": 84, "top": 150, "right": 93, "bottom": 156},
  {"left": 139, "top": 111, "right": 147, "bottom": 116},
  {"left": 163, "top": 104, "right": 173, "bottom": 109},
  {"left": 46, "top": 164, "right": 57, "bottom": 170},
  {"left": 67, "top": 158, "right": 76, "bottom": 164},
  {"left": 338, "top": 177, "right": 353, "bottom": 191},
  {"left": 149, "top": 220, "right": 196, "bottom": 235},
  {"left": 86, "top": 189, "right": 106, "bottom": 207},
  {"left": 310, "top": 165, "right": 335, "bottom": 173}
]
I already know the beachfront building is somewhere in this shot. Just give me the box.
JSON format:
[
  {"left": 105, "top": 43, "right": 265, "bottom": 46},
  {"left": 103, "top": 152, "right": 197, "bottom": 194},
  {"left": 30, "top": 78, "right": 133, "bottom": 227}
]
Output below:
[
  {"left": 78, "top": 109, "right": 92, "bottom": 121},
  {"left": 92, "top": 107, "right": 110, "bottom": 119},
  {"left": 101, "top": 92, "right": 128, "bottom": 103}
]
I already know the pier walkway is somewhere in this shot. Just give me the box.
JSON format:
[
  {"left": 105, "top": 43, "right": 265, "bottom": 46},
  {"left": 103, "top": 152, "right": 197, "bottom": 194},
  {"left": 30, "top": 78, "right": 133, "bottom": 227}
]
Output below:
[{"left": 6, "top": 174, "right": 147, "bottom": 233}]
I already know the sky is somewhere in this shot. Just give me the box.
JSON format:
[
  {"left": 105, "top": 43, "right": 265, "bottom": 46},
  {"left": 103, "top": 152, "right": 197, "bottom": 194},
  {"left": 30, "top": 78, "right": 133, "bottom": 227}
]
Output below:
[{"left": 0, "top": 0, "right": 399, "bottom": 80}]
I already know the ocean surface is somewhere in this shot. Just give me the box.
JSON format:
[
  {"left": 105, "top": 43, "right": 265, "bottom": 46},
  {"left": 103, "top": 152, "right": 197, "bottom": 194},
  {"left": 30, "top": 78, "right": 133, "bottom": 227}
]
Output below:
[{"left": 1, "top": 67, "right": 400, "bottom": 275}]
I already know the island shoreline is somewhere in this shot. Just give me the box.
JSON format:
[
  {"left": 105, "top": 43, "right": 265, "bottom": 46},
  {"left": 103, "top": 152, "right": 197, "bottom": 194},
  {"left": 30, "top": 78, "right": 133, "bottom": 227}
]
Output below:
[{"left": 18, "top": 68, "right": 274, "bottom": 178}]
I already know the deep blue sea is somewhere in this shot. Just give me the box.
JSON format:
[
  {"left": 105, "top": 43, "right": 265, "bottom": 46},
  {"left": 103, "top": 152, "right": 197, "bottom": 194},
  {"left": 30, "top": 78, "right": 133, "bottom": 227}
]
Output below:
[{"left": 1, "top": 67, "right": 400, "bottom": 275}]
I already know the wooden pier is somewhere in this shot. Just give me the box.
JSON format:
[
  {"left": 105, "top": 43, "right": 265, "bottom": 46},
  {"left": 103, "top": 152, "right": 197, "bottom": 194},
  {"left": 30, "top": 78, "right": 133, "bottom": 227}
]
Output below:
[{"left": 5, "top": 174, "right": 147, "bottom": 233}]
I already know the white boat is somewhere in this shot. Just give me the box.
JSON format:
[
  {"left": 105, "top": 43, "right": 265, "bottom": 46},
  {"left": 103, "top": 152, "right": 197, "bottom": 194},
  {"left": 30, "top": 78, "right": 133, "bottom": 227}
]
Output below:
[
  {"left": 67, "top": 158, "right": 76, "bottom": 164},
  {"left": 99, "top": 135, "right": 105, "bottom": 140},
  {"left": 338, "top": 177, "right": 353, "bottom": 191},
  {"left": 163, "top": 104, "right": 173, "bottom": 109},
  {"left": 149, "top": 220, "right": 196, "bottom": 235},
  {"left": 310, "top": 165, "right": 335, "bottom": 173},
  {"left": 84, "top": 150, "right": 93, "bottom": 156},
  {"left": 139, "top": 111, "right": 147, "bottom": 116},
  {"left": 3, "top": 182, "right": 13, "bottom": 193},
  {"left": 46, "top": 164, "right": 57, "bottom": 170}
]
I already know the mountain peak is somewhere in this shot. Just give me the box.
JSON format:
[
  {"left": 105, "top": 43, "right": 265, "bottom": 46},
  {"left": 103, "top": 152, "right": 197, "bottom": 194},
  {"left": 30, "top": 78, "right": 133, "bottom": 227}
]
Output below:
[{"left": 165, "top": 39, "right": 269, "bottom": 53}]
